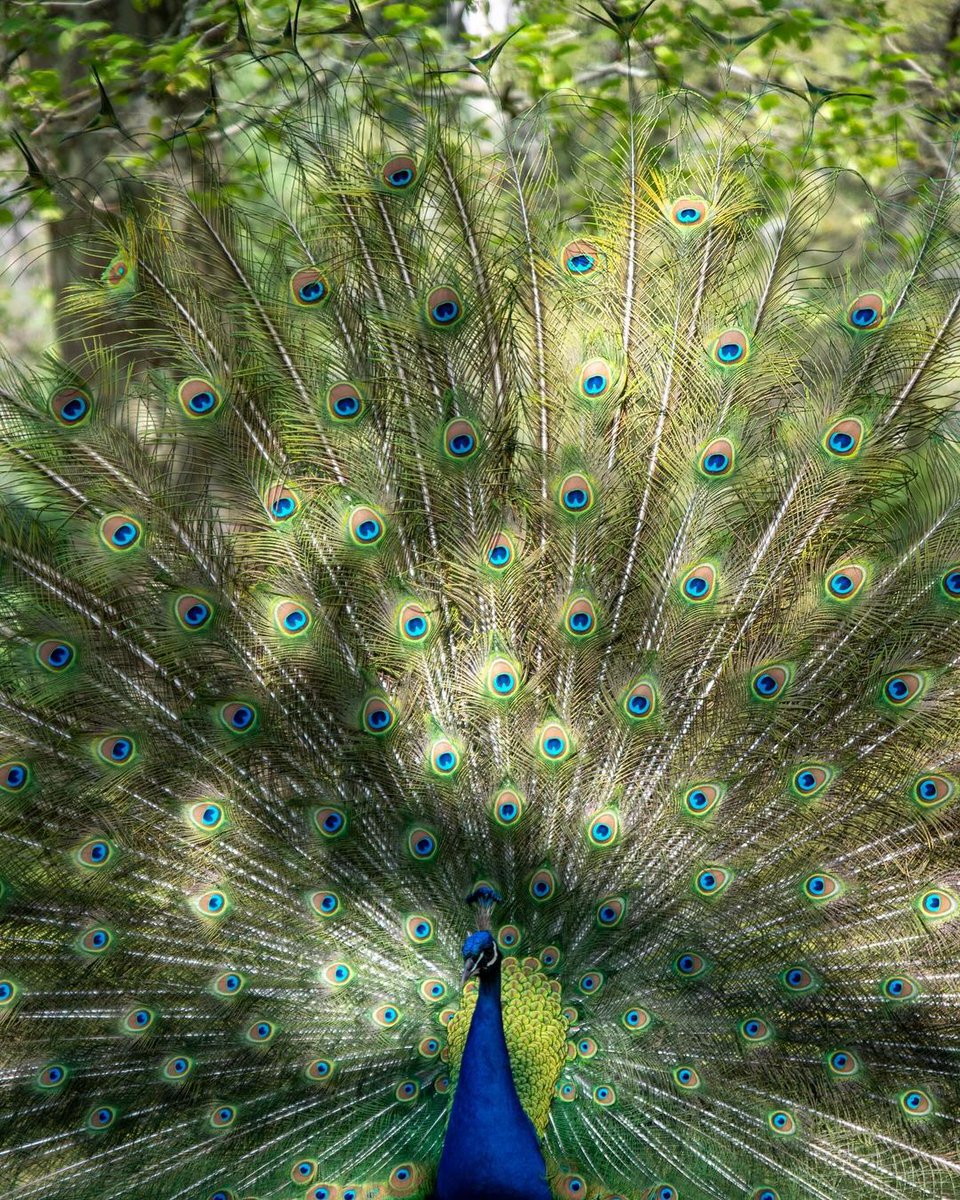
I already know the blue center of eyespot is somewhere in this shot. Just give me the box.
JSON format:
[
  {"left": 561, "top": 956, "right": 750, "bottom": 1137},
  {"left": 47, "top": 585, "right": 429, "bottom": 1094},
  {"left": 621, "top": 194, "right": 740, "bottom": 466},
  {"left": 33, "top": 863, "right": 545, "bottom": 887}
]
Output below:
[
  {"left": 829, "top": 431, "right": 854, "bottom": 452},
  {"left": 628, "top": 693, "right": 649, "bottom": 715},
  {"left": 808, "top": 876, "right": 825, "bottom": 894},
  {"left": 688, "top": 790, "right": 707, "bottom": 809},
  {"left": 207, "top": 893, "right": 224, "bottom": 911},
  {"left": 300, "top": 280, "right": 325, "bottom": 303},
  {"left": 534, "top": 880, "right": 549, "bottom": 896},
  {"left": 5, "top": 765, "right": 25, "bottom": 788},
  {"left": 430, "top": 985, "right": 443, "bottom": 997},
  {"left": 568, "top": 253, "right": 594, "bottom": 273},
  {"left": 272, "top": 496, "right": 295, "bottom": 519},
  {"left": 433, "top": 301, "right": 458, "bottom": 323},
  {"left": 97, "top": 1109, "right": 111, "bottom": 1123},
  {"left": 174, "top": 1058, "right": 187, "bottom": 1072},
  {"left": 852, "top": 306, "right": 876, "bottom": 326},
  {"left": 383, "top": 1008, "right": 396, "bottom": 1021},
  {"left": 405, "top": 615, "right": 426, "bottom": 637},
  {"left": 797, "top": 771, "right": 816, "bottom": 791},
  {"left": 832, "top": 1053, "right": 847, "bottom": 1068},
  {"left": 717, "top": 342, "right": 742, "bottom": 362},
  {"left": 787, "top": 969, "right": 804, "bottom": 986},
  {"left": 284, "top": 608, "right": 307, "bottom": 631},
  {"left": 135, "top": 1010, "right": 148, "bottom": 1025},
  {"left": 323, "top": 812, "right": 343, "bottom": 832},
  {"left": 335, "top": 966, "right": 348, "bottom": 981},
  {"left": 886, "top": 677, "right": 908, "bottom": 700},
  {"left": 918, "top": 778, "right": 938, "bottom": 799},
  {"left": 218, "top": 1108, "right": 231, "bottom": 1121},
  {"left": 436, "top": 751, "right": 455, "bottom": 771},
  {"left": 564, "top": 488, "right": 587, "bottom": 509},
  {"left": 186, "top": 602, "right": 209, "bottom": 626},
  {"left": 357, "top": 519, "right": 380, "bottom": 541},
  {"left": 888, "top": 979, "right": 904, "bottom": 995},
  {"left": 678, "top": 1070, "right": 691, "bottom": 1082},
  {"left": 48, "top": 644, "right": 72, "bottom": 667},
  {"left": 945, "top": 570, "right": 960, "bottom": 594},
  {"left": 112, "top": 738, "right": 131, "bottom": 760},
  {"left": 660, "top": 1188, "right": 674, "bottom": 1200},
  {"left": 773, "top": 1114, "right": 787, "bottom": 1127},
  {"left": 257, "top": 1023, "right": 270, "bottom": 1037},
  {"left": 600, "top": 906, "right": 617, "bottom": 922},
  {"left": 49, "top": 1067, "right": 63, "bottom": 1081},
  {"left": 189, "top": 391, "right": 216, "bottom": 413},
  {"left": 202, "top": 805, "right": 220, "bottom": 825},
  {"left": 415, "top": 922, "right": 429, "bottom": 937},
  {"left": 704, "top": 452, "right": 728, "bottom": 472},
  {"left": 91, "top": 842, "right": 108, "bottom": 861},
  {"left": 924, "top": 893, "right": 942, "bottom": 911},
  {"left": 416, "top": 836, "right": 433, "bottom": 855},
  {"left": 368, "top": 707, "right": 390, "bottom": 729},
  {"left": 582, "top": 977, "right": 595, "bottom": 990},
  {"left": 397, "top": 1171, "right": 410, "bottom": 1181},
  {"left": 226, "top": 975, "right": 239, "bottom": 990},
  {"left": 334, "top": 395, "right": 359, "bottom": 415},
  {"left": 593, "top": 823, "right": 611, "bottom": 841},
  {"left": 685, "top": 575, "right": 709, "bottom": 597},
  {"left": 112, "top": 523, "right": 137, "bottom": 546},
  {"left": 745, "top": 1022, "right": 760, "bottom": 1036},
  {"left": 92, "top": 931, "right": 107, "bottom": 947},
  {"left": 389, "top": 168, "right": 413, "bottom": 187},
  {"left": 545, "top": 736, "right": 564, "bottom": 756},
  {"left": 450, "top": 433, "right": 474, "bottom": 455},
  {"left": 489, "top": 543, "right": 509, "bottom": 565},
  {"left": 677, "top": 207, "right": 699, "bottom": 223},
  {"left": 679, "top": 956, "right": 694, "bottom": 972},
  {"left": 584, "top": 374, "right": 606, "bottom": 395},
  {"left": 570, "top": 611, "right": 592, "bottom": 631},
  {"left": 0, "top": 983, "right": 11, "bottom": 1000},
  {"left": 494, "top": 672, "right": 514, "bottom": 692},
  {"left": 755, "top": 673, "right": 778, "bottom": 695},
  {"left": 760, "top": 1192, "right": 776, "bottom": 1200},
  {"left": 231, "top": 706, "right": 253, "bottom": 728},
  {"left": 699, "top": 872, "right": 716, "bottom": 891},
  {"left": 906, "top": 1092, "right": 922, "bottom": 1107},
  {"left": 499, "top": 801, "right": 517, "bottom": 819},
  {"left": 62, "top": 395, "right": 87, "bottom": 421},
  {"left": 831, "top": 573, "right": 853, "bottom": 594},
  {"left": 320, "top": 894, "right": 337, "bottom": 911}
]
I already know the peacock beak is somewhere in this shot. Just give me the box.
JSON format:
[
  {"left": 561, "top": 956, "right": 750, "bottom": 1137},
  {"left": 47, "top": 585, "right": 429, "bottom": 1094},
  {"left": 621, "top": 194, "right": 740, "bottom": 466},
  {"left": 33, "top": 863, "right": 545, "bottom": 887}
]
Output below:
[{"left": 461, "top": 956, "right": 480, "bottom": 984}]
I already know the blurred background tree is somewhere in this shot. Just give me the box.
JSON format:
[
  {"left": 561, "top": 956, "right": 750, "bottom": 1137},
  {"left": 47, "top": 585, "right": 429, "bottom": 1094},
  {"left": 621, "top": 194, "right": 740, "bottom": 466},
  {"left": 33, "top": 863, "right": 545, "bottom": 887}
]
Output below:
[{"left": 1, "top": 0, "right": 958, "bottom": 355}]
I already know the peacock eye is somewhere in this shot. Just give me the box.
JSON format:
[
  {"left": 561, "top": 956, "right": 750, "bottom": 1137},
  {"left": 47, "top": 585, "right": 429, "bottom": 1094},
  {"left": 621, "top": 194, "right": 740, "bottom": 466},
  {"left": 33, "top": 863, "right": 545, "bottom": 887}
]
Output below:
[
  {"left": 486, "top": 532, "right": 515, "bottom": 569},
  {"left": 578, "top": 358, "right": 612, "bottom": 400},
  {"left": 596, "top": 896, "right": 625, "bottom": 927},
  {"left": 694, "top": 866, "right": 733, "bottom": 898},
  {"left": 899, "top": 1089, "right": 933, "bottom": 1116},
  {"left": 826, "top": 564, "right": 866, "bottom": 601},
  {"left": 529, "top": 868, "right": 556, "bottom": 901},
  {"left": 176, "top": 594, "right": 213, "bottom": 630},
  {"left": 673, "top": 1065, "right": 700, "bottom": 1089},
  {"left": 487, "top": 656, "right": 519, "bottom": 698},
  {"left": 739, "top": 1017, "right": 773, "bottom": 1042},
  {"left": 753, "top": 1190, "right": 780, "bottom": 1200},
  {"left": 162, "top": 1054, "right": 193, "bottom": 1080},
  {"left": 36, "top": 639, "right": 75, "bottom": 672},
  {"left": 87, "top": 1105, "right": 116, "bottom": 1129},
  {"left": 322, "top": 961, "right": 354, "bottom": 987},
  {"left": 396, "top": 1079, "right": 420, "bottom": 1101},
  {"left": 76, "top": 837, "right": 115, "bottom": 868},
  {"left": 587, "top": 809, "right": 620, "bottom": 847},
  {"left": 767, "top": 1109, "right": 796, "bottom": 1134},
  {"left": 348, "top": 505, "right": 386, "bottom": 546},
  {"left": 51, "top": 386, "right": 92, "bottom": 425},
  {"left": 189, "top": 801, "right": 226, "bottom": 832},
  {"left": 314, "top": 807, "right": 348, "bottom": 839},
  {"left": 698, "top": 437, "right": 735, "bottom": 478},
  {"left": 310, "top": 890, "right": 341, "bottom": 917},
  {"left": 914, "top": 887, "right": 958, "bottom": 923},
  {"left": 209, "top": 1104, "right": 236, "bottom": 1128},
  {"left": 670, "top": 194, "right": 708, "bottom": 227},
  {"left": 538, "top": 723, "right": 571, "bottom": 762},
  {"left": 399, "top": 602, "right": 430, "bottom": 642},
  {"left": 100, "top": 513, "right": 142, "bottom": 551},
  {"left": 578, "top": 970, "right": 604, "bottom": 995},
  {"left": 845, "top": 291, "right": 885, "bottom": 330},
  {"left": 621, "top": 1006, "right": 650, "bottom": 1031},
  {"left": 558, "top": 473, "right": 594, "bottom": 514},
  {"left": 592, "top": 1083, "right": 615, "bottom": 1105},
  {"left": 680, "top": 563, "right": 717, "bottom": 603},
  {"left": 426, "top": 286, "right": 462, "bottom": 328},
  {"left": 408, "top": 826, "right": 437, "bottom": 861},
  {"left": 0, "top": 979, "right": 19, "bottom": 1006},
  {"left": 405, "top": 914, "right": 434, "bottom": 944},
  {"left": 780, "top": 965, "right": 817, "bottom": 993},
  {"left": 881, "top": 974, "right": 919, "bottom": 1001},
  {"left": 802, "top": 872, "right": 843, "bottom": 902},
  {"left": 827, "top": 1048, "right": 859, "bottom": 1076},
  {"left": 623, "top": 678, "right": 657, "bottom": 721},
  {"left": 328, "top": 382, "right": 363, "bottom": 421},
  {"left": 305, "top": 1058, "right": 335, "bottom": 1080},
  {"left": 38, "top": 1063, "right": 68, "bottom": 1088},
  {"left": 264, "top": 485, "right": 300, "bottom": 523},
  {"left": 383, "top": 155, "right": 417, "bottom": 188},
  {"left": 246, "top": 1019, "right": 275, "bottom": 1043},
  {"left": 493, "top": 788, "right": 523, "bottom": 827},
  {"left": 212, "top": 971, "right": 245, "bottom": 996},
  {"left": 429, "top": 738, "right": 460, "bottom": 776},
  {"left": 0, "top": 760, "right": 30, "bottom": 792},
  {"left": 290, "top": 268, "right": 329, "bottom": 306},
  {"left": 80, "top": 926, "right": 113, "bottom": 954},
  {"left": 683, "top": 783, "right": 722, "bottom": 816},
  {"left": 372, "top": 1003, "right": 401, "bottom": 1027},
  {"left": 275, "top": 600, "right": 312, "bottom": 635},
  {"left": 823, "top": 416, "right": 864, "bottom": 459},
  {"left": 940, "top": 565, "right": 960, "bottom": 599},
  {"left": 711, "top": 329, "right": 749, "bottom": 366},
  {"left": 444, "top": 418, "right": 478, "bottom": 460},
  {"left": 674, "top": 951, "right": 707, "bottom": 978},
  {"left": 178, "top": 377, "right": 222, "bottom": 417},
  {"left": 882, "top": 671, "right": 925, "bottom": 707},
  {"left": 911, "top": 773, "right": 955, "bottom": 810},
  {"left": 562, "top": 240, "right": 601, "bottom": 276},
  {"left": 419, "top": 978, "right": 447, "bottom": 1002},
  {"left": 195, "top": 890, "right": 229, "bottom": 917},
  {"left": 291, "top": 1160, "right": 318, "bottom": 1184},
  {"left": 751, "top": 663, "right": 791, "bottom": 700},
  {"left": 219, "top": 701, "right": 257, "bottom": 733},
  {"left": 565, "top": 596, "right": 596, "bottom": 637},
  {"left": 96, "top": 735, "right": 136, "bottom": 765},
  {"left": 791, "top": 764, "right": 833, "bottom": 799},
  {"left": 497, "top": 924, "right": 521, "bottom": 949}
]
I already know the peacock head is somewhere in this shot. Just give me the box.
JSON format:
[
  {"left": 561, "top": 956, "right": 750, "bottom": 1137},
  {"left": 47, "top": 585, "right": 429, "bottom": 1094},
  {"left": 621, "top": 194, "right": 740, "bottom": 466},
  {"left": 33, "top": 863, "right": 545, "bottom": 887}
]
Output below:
[
  {"left": 461, "top": 930, "right": 499, "bottom": 983},
  {"left": 461, "top": 885, "right": 503, "bottom": 982}
]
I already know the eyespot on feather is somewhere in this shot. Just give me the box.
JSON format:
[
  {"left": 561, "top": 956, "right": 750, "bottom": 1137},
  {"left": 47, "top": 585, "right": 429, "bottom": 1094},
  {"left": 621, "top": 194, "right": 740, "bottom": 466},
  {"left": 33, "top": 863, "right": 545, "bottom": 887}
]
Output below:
[
  {"left": 558, "top": 473, "right": 594, "bottom": 514},
  {"left": 51, "top": 386, "right": 92, "bottom": 426},
  {"left": 578, "top": 358, "right": 613, "bottom": 400},
  {"left": 802, "top": 872, "right": 843, "bottom": 902},
  {"left": 565, "top": 596, "right": 597, "bottom": 637},
  {"left": 263, "top": 485, "right": 299, "bottom": 523},
  {"left": 881, "top": 671, "right": 925, "bottom": 708},
  {"left": 176, "top": 594, "right": 214, "bottom": 630},
  {"left": 219, "top": 702, "right": 258, "bottom": 734},
  {"left": 680, "top": 563, "right": 717, "bottom": 603},
  {"left": 750, "top": 663, "right": 792, "bottom": 701},
  {"left": 538, "top": 723, "right": 571, "bottom": 762},
  {"left": 682, "top": 782, "right": 723, "bottom": 817},
  {"left": 698, "top": 437, "right": 735, "bottom": 477},
  {"left": 669, "top": 194, "right": 708, "bottom": 227},
  {"left": 314, "top": 807, "right": 348, "bottom": 839},
  {"left": 429, "top": 738, "right": 460, "bottom": 777},
  {"left": 426, "top": 286, "right": 463, "bottom": 328},
  {"left": 178, "top": 377, "right": 222, "bottom": 418},
  {"left": 362, "top": 695, "right": 395, "bottom": 735},
  {"left": 444, "top": 418, "right": 478, "bottom": 460},
  {"left": 826, "top": 1049, "right": 859, "bottom": 1077},
  {"left": 825, "top": 563, "right": 866, "bottom": 601},
  {"left": 348, "top": 505, "right": 386, "bottom": 547},
  {"left": 486, "top": 531, "right": 515, "bottom": 569},
  {"left": 790, "top": 765, "right": 834, "bottom": 800},
  {"left": 75, "top": 837, "right": 115, "bottom": 869},
  {"left": 846, "top": 292, "right": 885, "bottom": 331},
  {"left": 673, "top": 1065, "right": 701, "bottom": 1090},
  {"left": 710, "top": 329, "right": 749, "bottom": 366},
  {"left": 382, "top": 155, "right": 417, "bottom": 189},
  {"left": 529, "top": 868, "right": 556, "bottom": 902},
  {"left": 767, "top": 1109, "right": 796, "bottom": 1135},
  {"left": 274, "top": 599, "right": 311, "bottom": 636},
  {"left": 623, "top": 678, "right": 657, "bottom": 721},
  {"left": 823, "top": 417, "right": 864, "bottom": 459},
  {"left": 99, "top": 513, "right": 142, "bottom": 551},
  {"left": 405, "top": 914, "right": 434, "bottom": 944},
  {"left": 36, "top": 639, "right": 75, "bottom": 672},
  {"left": 407, "top": 826, "right": 438, "bottom": 861},
  {"left": 881, "top": 975, "right": 919, "bottom": 1000},
  {"left": 291, "top": 268, "right": 329, "bottom": 307},
  {"left": 0, "top": 760, "right": 31, "bottom": 792},
  {"left": 911, "top": 773, "right": 956, "bottom": 810},
  {"left": 328, "top": 382, "right": 363, "bottom": 421},
  {"left": 561, "top": 240, "right": 601, "bottom": 276}
]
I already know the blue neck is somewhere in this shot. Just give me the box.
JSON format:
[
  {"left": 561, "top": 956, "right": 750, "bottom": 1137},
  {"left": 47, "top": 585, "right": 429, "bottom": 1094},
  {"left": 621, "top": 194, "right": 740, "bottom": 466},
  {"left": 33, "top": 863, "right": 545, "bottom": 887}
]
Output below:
[{"left": 434, "top": 960, "right": 550, "bottom": 1200}]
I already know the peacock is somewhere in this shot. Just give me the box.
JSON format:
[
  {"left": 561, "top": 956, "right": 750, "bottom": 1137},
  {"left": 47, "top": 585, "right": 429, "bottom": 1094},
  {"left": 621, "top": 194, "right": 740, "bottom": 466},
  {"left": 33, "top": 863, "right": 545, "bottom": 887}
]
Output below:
[{"left": 1, "top": 13, "right": 960, "bottom": 1200}]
